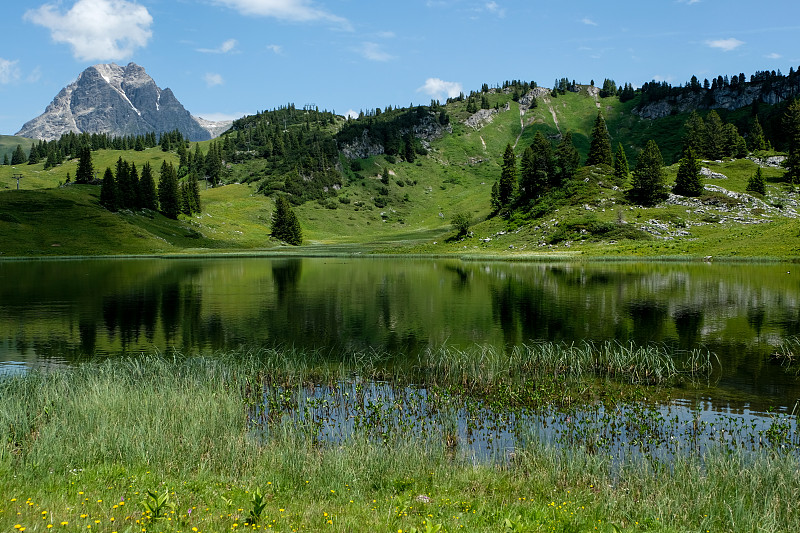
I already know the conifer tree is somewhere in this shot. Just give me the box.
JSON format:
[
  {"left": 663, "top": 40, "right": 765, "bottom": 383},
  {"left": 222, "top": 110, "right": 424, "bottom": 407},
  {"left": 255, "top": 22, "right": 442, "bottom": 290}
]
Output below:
[
  {"left": 673, "top": 147, "right": 703, "bottom": 197},
  {"left": 75, "top": 147, "right": 93, "bottom": 184},
  {"left": 783, "top": 99, "right": 800, "bottom": 185},
  {"left": 704, "top": 111, "right": 726, "bottom": 160},
  {"left": 586, "top": 112, "right": 612, "bottom": 166},
  {"left": 554, "top": 132, "right": 580, "bottom": 186},
  {"left": 746, "top": 166, "right": 766, "bottom": 195},
  {"left": 498, "top": 143, "right": 517, "bottom": 207},
  {"left": 271, "top": 195, "right": 303, "bottom": 245},
  {"left": 188, "top": 171, "right": 202, "bottom": 214},
  {"left": 158, "top": 161, "right": 180, "bottom": 219},
  {"left": 3, "top": 154, "right": 8, "bottom": 165},
  {"left": 99, "top": 167, "right": 118, "bottom": 211},
  {"left": 11, "top": 144, "right": 27, "bottom": 165},
  {"left": 630, "top": 140, "right": 666, "bottom": 206},
  {"left": 403, "top": 133, "right": 416, "bottom": 163},
  {"left": 490, "top": 181, "right": 501, "bottom": 213},
  {"left": 748, "top": 116, "right": 766, "bottom": 151},
  {"left": 613, "top": 143, "right": 629, "bottom": 184},
  {"left": 139, "top": 162, "right": 158, "bottom": 211},
  {"left": 683, "top": 111, "right": 707, "bottom": 157}
]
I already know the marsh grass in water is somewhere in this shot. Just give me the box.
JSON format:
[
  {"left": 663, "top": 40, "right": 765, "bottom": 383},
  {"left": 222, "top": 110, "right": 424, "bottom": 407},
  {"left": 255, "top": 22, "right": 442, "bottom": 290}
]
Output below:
[{"left": 0, "top": 347, "right": 798, "bottom": 532}]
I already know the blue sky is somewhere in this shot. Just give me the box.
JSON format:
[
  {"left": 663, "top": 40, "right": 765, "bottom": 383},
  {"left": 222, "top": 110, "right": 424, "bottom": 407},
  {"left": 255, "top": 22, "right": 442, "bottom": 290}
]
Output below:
[{"left": 1, "top": 0, "right": 798, "bottom": 136}]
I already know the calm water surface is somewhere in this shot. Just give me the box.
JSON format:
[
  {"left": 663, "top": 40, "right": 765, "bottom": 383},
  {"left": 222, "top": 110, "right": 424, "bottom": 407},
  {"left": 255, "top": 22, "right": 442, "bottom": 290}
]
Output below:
[{"left": 1, "top": 257, "right": 799, "bottom": 413}]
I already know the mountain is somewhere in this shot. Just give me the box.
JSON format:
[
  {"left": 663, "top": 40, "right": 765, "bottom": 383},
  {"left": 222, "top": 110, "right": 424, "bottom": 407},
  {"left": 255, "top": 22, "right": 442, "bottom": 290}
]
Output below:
[{"left": 16, "top": 63, "right": 232, "bottom": 142}]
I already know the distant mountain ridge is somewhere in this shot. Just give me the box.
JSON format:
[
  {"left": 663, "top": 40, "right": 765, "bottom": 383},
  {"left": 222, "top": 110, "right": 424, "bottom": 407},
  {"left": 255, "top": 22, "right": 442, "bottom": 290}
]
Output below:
[{"left": 17, "top": 62, "right": 232, "bottom": 142}]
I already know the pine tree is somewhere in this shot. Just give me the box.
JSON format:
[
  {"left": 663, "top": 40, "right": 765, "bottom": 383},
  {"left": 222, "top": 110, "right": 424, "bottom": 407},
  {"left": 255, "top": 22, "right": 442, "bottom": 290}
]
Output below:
[
  {"left": 75, "top": 147, "right": 93, "bottom": 184},
  {"left": 271, "top": 195, "right": 303, "bottom": 245},
  {"left": 3, "top": 153, "right": 9, "bottom": 165},
  {"left": 746, "top": 166, "right": 767, "bottom": 195},
  {"left": 553, "top": 132, "right": 580, "bottom": 186},
  {"left": 783, "top": 99, "right": 800, "bottom": 185},
  {"left": 673, "top": 147, "right": 703, "bottom": 197},
  {"left": 115, "top": 158, "right": 133, "bottom": 209},
  {"left": 403, "top": 133, "right": 416, "bottom": 163},
  {"left": 158, "top": 161, "right": 180, "bottom": 219},
  {"left": 99, "top": 167, "right": 118, "bottom": 211},
  {"left": 586, "top": 112, "right": 612, "bottom": 166},
  {"left": 189, "top": 171, "right": 202, "bottom": 214},
  {"left": 630, "top": 140, "right": 666, "bottom": 206},
  {"left": 490, "top": 181, "right": 501, "bottom": 213},
  {"left": 748, "top": 116, "right": 766, "bottom": 151},
  {"left": 11, "top": 144, "right": 27, "bottom": 165},
  {"left": 498, "top": 143, "right": 517, "bottom": 207},
  {"left": 683, "top": 111, "right": 707, "bottom": 157},
  {"left": 613, "top": 143, "right": 629, "bottom": 184},
  {"left": 704, "top": 111, "right": 726, "bottom": 160},
  {"left": 139, "top": 162, "right": 158, "bottom": 211}
]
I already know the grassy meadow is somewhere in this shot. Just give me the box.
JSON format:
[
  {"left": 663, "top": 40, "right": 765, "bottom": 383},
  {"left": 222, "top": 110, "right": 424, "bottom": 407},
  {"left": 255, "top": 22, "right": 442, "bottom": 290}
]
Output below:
[{"left": 2, "top": 87, "right": 800, "bottom": 259}]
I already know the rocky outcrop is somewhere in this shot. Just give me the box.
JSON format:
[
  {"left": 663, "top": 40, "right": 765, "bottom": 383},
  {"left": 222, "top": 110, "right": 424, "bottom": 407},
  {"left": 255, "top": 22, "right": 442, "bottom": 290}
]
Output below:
[
  {"left": 340, "top": 129, "right": 385, "bottom": 159},
  {"left": 17, "top": 62, "right": 230, "bottom": 141},
  {"left": 634, "top": 78, "right": 800, "bottom": 119},
  {"left": 339, "top": 112, "right": 451, "bottom": 159}
]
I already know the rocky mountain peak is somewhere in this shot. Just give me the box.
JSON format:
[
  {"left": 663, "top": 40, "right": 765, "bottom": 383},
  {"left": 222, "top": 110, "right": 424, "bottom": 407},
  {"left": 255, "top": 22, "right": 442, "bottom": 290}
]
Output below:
[{"left": 17, "top": 62, "right": 232, "bottom": 142}]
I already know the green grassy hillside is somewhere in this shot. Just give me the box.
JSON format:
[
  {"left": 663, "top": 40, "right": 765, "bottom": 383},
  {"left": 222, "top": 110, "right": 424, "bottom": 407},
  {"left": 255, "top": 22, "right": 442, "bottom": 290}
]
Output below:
[{"left": 2, "top": 88, "right": 799, "bottom": 259}]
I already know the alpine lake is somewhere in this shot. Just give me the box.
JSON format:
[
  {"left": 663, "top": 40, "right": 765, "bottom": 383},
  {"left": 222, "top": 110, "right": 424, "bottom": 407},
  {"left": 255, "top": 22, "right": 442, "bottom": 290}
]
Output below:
[{"left": 2, "top": 257, "right": 799, "bottom": 461}]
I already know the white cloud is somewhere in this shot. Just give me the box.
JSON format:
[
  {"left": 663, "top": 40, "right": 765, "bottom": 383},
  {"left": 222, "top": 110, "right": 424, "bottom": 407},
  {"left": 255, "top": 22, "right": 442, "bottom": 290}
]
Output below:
[
  {"left": 204, "top": 73, "right": 225, "bottom": 86},
  {"left": 706, "top": 38, "right": 744, "bottom": 52},
  {"left": 344, "top": 109, "right": 359, "bottom": 119},
  {"left": 24, "top": 0, "right": 153, "bottom": 61},
  {"left": 417, "top": 78, "right": 463, "bottom": 100},
  {"left": 359, "top": 42, "right": 393, "bottom": 62},
  {"left": 485, "top": 2, "right": 505, "bottom": 17},
  {"left": 766, "top": 52, "right": 782, "bottom": 59},
  {"left": 0, "top": 58, "right": 21, "bottom": 84},
  {"left": 267, "top": 44, "right": 283, "bottom": 54},
  {"left": 678, "top": 0, "right": 701, "bottom": 4},
  {"left": 581, "top": 17, "right": 597, "bottom": 26},
  {"left": 198, "top": 38, "right": 238, "bottom": 54},
  {"left": 211, "top": 0, "right": 351, "bottom": 29}
]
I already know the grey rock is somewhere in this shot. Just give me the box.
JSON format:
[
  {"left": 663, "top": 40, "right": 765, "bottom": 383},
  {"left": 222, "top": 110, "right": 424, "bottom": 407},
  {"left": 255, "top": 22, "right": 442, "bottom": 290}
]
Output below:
[{"left": 17, "top": 62, "right": 231, "bottom": 141}]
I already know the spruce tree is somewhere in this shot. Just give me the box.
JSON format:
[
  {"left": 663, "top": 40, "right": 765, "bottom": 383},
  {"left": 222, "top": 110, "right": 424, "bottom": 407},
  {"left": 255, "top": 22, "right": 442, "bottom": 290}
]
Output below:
[
  {"left": 99, "top": 167, "right": 118, "bottom": 211},
  {"left": 748, "top": 116, "right": 766, "bottom": 151},
  {"left": 630, "top": 140, "right": 666, "bottom": 206},
  {"left": 673, "top": 147, "right": 703, "bottom": 197},
  {"left": 139, "top": 162, "right": 158, "bottom": 211},
  {"left": 783, "top": 99, "right": 800, "bottom": 185},
  {"left": 75, "top": 147, "right": 93, "bottom": 184},
  {"left": 11, "top": 144, "right": 27, "bottom": 165},
  {"left": 115, "top": 158, "right": 133, "bottom": 209},
  {"left": 403, "top": 133, "right": 416, "bottom": 163},
  {"left": 158, "top": 161, "right": 180, "bottom": 219},
  {"left": 271, "top": 195, "right": 303, "bottom": 245},
  {"left": 586, "top": 112, "right": 612, "bottom": 166},
  {"left": 746, "top": 166, "right": 766, "bottom": 195},
  {"left": 683, "top": 111, "right": 707, "bottom": 157},
  {"left": 613, "top": 143, "right": 629, "bottom": 184},
  {"left": 490, "top": 181, "right": 501, "bottom": 213},
  {"left": 554, "top": 132, "right": 580, "bottom": 186},
  {"left": 3, "top": 154, "right": 9, "bottom": 165},
  {"left": 498, "top": 143, "right": 517, "bottom": 207},
  {"left": 189, "top": 171, "right": 202, "bottom": 214}
]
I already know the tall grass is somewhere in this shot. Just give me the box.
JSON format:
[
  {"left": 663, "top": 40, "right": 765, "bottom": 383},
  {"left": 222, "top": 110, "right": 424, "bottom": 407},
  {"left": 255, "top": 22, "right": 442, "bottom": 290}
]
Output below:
[{"left": 0, "top": 350, "right": 796, "bottom": 532}]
